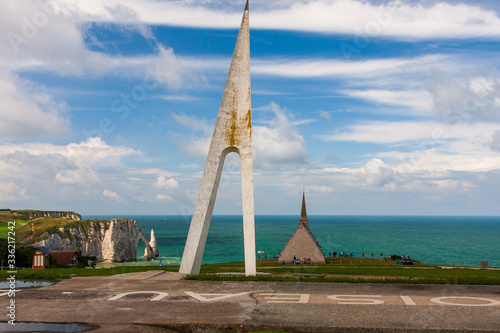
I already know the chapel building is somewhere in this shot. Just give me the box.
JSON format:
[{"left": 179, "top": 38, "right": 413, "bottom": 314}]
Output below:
[{"left": 277, "top": 193, "right": 325, "bottom": 264}]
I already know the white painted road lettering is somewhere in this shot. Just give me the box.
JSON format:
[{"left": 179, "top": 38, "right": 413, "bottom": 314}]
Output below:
[
  {"left": 257, "top": 293, "right": 310, "bottom": 304},
  {"left": 430, "top": 297, "right": 500, "bottom": 307},
  {"left": 88, "top": 290, "right": 500, "bottom": 307},
  {"left": 400, "top": 295, "right": 416, "bottom": 305},
  {"left": 184, "top": 291, "right": 249, "bottom": 302},
  {"left": 327, "top": 295, "right": 384, "bottom": 305},
  {"left": 107, "top": 291, "right": 169, "bottom": 301}
]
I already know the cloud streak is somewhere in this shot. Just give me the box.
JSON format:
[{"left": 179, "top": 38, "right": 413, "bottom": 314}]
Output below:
[{"left": 56, "top": 0, "right": 500, "bottom": 40}]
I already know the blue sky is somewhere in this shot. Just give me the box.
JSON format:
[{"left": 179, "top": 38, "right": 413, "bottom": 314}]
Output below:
[{"left": 1, "top": 0, "right": 500, "bottom": 216}]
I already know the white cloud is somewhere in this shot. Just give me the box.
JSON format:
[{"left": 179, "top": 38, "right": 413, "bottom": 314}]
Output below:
[
  {"left": 59, "top": 0, "right": 500, "bottom": 40},
  {"left": 426, "top": 71, "right": 500, "bottom": 123},
  {"left": 307, "top": 185, "right": 333, "bottom": 193},
  {"left": 324, "top": 119, "right": 500, "bottom": 177},
  {"left": 362, "top": 158, "right": 398, "bottom": 187},
  {"left": 102, "top": 188, "right": 121, "bottom": 200},
  {"left": 171, "top": 113, "right": 214, "bottom": 161},
  {"left": 252, "top": 55, "right": 448, "bottom": 79},
  {"left": 252, "top": 0, "right": 500, "bottom": 39},
  {"left": 0, "top": 181, "right": 27, "bottom": 202},
  {"left": 0, "top": 69, "right": 70, "bottom": 138},
  {"left": 0, "top": 137, "right": 139, "bottom": 168},
  {"left": 324, "top": 120, "right": 440, "bottom": 144},
  {"left": 253, "top": 103, "right": 309, "bottom": 170},
  {"left": 341, "top": 89, "right": 433, "bottom": 114},
  {"left": 171, "top": 103, "right": 309, "bottom": 170},
  {"left": 0, "top": 1, "right": 188, "bottom": 88},
  {"left": 155, "top": 194, "right": 174, "bottom": 202},
  {"left": 0, "top": 138, "right": 139, "bottom": 207},
  {"left": 0, "top": 0, "right": 191, "bottom": 143},
  {"left": 125, "top": 168, "right": 178, "bottom": 178},
  {"left": 324, "top": 120, "right": 500, "bottom": 147},
  {"left": 154, "top": 176, "right": 179, "bottom": 189},
  {"left": 491, "top": 130, "right": 500, "bottom": 151}
]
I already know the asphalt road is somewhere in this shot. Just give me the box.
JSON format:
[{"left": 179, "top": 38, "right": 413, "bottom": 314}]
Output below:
[{"left": 1, "top": 271, "right": 500, "bottom": 332}]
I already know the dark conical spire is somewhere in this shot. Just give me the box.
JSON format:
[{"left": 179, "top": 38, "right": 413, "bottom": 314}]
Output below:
[
  {"left": 299, "top": 192, "right": 309, "bottom": 228},
  {"left": 301, "top": 192, "right": 307, "bottom": 218},
  {"left": 245, "top": 0, "right": 249, "bottom": 11}
]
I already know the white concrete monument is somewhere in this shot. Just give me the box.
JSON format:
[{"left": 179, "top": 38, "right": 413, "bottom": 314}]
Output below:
[{"left": 179, "top": 0, "right": 256, "bottom": 276}]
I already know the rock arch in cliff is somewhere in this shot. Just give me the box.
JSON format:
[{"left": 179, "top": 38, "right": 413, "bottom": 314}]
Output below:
[{"left": 138, "top": 229, "right": 156, "bottom": 261}]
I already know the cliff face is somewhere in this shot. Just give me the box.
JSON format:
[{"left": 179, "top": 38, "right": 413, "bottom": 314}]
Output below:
[
  {"left": 12, "top": 210, "right": 82, "bottom": 221},
  {"left": 32, "top": 219, "right": 144, "bottom": 262},
  {"left": 36, "top": 211, "right": 82, "bottom": 220},
  {"left": 101, "top": 220, "right": 139, "bottom": 262}
]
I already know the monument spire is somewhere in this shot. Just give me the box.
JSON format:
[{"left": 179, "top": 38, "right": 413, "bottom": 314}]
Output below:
[{"left": 179, "top": 1, "right": 256, "bottom": 276}]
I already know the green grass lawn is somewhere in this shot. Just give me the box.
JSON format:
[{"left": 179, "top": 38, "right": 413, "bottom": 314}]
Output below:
[
  {"left": 0, "top": 224, "right": 9, "bottom": 239},
  {"left": 0, "top": 265, "right": 179, "bottom": 280},
  {"left": 194, "top": 258, "right": 500, "bottom": 285},
  {"left": 3, "top": 259, "right": 498, "bottom": 285}
]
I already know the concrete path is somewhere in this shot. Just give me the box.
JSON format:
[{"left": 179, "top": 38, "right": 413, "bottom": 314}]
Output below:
[{"left": 1, "top": 271, "right": 500, "bottom": 332}]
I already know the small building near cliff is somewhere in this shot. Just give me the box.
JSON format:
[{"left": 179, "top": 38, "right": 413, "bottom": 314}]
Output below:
[
  {"left": 32, "top": 246, "right": 51, "bottom": 269},
  {"left": 50, "top": 250, "right": 82, "bottom": 267},
  {"left": 277, "top": 193, "right": 325, "bottom": 264}
]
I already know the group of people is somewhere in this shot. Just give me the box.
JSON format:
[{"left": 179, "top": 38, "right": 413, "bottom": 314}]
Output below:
[
  {"left": 292, "top": 256, "right": 311, "bottom": 264},
  {"left": 328, "top": 251, "right": 356, "bottom": 258},
  {"left": 328, "top": 252, "right": 385, "bottom": 259}
]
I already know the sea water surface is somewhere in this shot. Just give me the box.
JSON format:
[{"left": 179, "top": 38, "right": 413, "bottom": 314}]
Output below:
[{"left": 84, "top": 215, "right": 500, "bottom": 267}]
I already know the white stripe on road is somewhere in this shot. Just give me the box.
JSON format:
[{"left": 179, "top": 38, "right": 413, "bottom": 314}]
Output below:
[{"left": 401, "top": 295, "right": 416, "bottom": 305}]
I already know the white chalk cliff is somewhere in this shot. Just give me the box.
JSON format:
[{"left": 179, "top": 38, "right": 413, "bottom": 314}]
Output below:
[{"left": 32, "top": 219, "right": 156, "bottom": 262}]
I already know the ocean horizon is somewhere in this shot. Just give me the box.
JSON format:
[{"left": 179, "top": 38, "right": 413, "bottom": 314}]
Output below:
[{"left": 84, "top": 215, "right": 500, "bottom": 268}]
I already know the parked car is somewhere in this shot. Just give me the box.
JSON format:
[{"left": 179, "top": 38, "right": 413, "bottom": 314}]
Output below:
[{"left": 402, "top": 258, "right": 413, "bottom": 265}]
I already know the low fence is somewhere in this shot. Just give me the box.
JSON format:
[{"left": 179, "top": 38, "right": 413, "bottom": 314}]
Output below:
[
  {"left": 424, "top": 260, "right": 495, "bottom": 268},
  {"left": 325, "top": 258, "right": 498, "bottom": 268}
]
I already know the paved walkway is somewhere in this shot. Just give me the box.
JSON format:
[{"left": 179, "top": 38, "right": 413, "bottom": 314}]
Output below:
[{"left": 2, "top": 271, "right": 500, "bottom": 332}]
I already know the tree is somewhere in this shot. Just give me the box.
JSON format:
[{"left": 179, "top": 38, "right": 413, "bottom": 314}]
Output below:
[{"left": 0, "top": 238, "right": 36, "bottom": 268}]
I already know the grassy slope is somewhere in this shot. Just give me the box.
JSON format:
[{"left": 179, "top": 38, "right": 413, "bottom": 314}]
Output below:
[
  {"left": 0, "top": 211, "right": 31, "bottom": 239},
  {"left": 0, "top": 210, "right": 108, "bottom": 243}
]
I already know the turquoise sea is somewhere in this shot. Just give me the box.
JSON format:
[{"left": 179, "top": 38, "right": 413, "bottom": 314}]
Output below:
[{"left": 84, "top": 215, "right": 500, "bottom": 268}]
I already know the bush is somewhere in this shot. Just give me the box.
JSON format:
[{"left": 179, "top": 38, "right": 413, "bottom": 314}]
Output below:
[{"left": 82, "top": 256, "right": 97, "bottom": 267}]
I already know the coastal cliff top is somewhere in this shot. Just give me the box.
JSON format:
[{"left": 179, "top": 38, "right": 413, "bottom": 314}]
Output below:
[{"left": 0, "top": 209, "right": 134, "bottom": 243}]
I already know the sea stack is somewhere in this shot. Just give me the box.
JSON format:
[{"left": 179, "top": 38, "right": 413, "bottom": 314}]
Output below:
[
  {"left": 144, "top": 229, "right": 159, "bottom": 258},
  {"left": 150, "top": 229, "right": 159, "bottom": 257}
]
